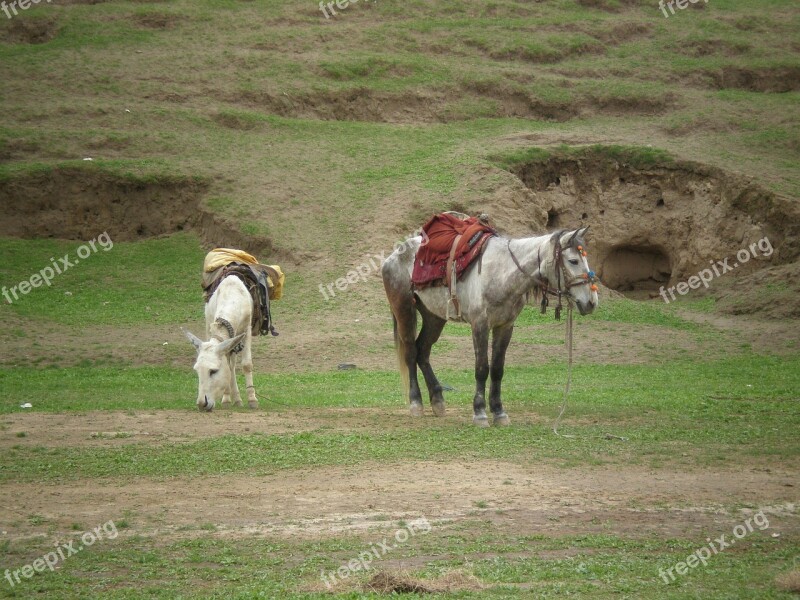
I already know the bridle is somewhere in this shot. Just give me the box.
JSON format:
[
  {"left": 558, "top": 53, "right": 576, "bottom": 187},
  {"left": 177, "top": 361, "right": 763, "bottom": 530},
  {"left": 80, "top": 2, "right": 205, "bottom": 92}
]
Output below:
[{"left": 508, "top": 234, "right": 598, "bottom": 320}]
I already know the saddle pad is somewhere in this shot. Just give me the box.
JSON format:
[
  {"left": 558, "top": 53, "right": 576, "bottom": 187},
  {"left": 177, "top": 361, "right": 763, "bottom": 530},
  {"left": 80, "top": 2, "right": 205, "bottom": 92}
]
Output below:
[{"left": 411, "top": 213, "right": 496, "bottom": 288}]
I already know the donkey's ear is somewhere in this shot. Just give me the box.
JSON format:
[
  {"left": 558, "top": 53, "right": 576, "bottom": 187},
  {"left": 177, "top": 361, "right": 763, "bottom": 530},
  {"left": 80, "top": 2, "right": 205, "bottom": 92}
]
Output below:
[
  {"left": 216, "top": 332, "right": 246, "bottom": 355},
  {"left": 182, "top": 328, "right": 203, "bottom": 352}
]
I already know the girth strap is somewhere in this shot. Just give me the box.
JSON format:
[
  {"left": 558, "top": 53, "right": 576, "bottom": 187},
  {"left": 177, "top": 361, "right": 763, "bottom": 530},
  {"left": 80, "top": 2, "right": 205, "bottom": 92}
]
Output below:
[{"left": 446, "top": 234, "right": 463, "bottom": 320}]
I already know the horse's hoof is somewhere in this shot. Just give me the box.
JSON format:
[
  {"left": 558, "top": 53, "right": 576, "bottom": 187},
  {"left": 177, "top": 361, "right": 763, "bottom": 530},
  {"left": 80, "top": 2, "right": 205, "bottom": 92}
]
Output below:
[
  {"left": 493, "top": 413, "right": 511, "bottom": 426},
  {"left": 473, "top": 415, "right": 490, "bottom": 428},
  {"left": 409, "top": 402, "right": 424, "bottom": 417},
  {"left": 431, "top": 402, "right": 446, "bottom": 417}
]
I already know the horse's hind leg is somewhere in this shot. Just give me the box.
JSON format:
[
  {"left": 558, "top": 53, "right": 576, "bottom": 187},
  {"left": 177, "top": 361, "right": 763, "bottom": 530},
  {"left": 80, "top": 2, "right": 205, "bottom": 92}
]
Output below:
[
  {"left": 416, "top": 303, "right": 447, "bottom": 416},
  {"left": 393, "top": 299, "right": 424, "bottom": 416}
]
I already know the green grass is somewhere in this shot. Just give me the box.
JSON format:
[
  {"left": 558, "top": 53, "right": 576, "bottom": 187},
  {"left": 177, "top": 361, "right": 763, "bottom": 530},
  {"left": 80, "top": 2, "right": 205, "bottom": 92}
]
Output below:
[
  {"left": 1, "top": 354, "right": 798, "bottom": 482},
  {"left": 0, "top": 232, "right": 205, "bottom": 326},
  {"left": 0, "top": 520, "right": 795, "bottom": 599}
]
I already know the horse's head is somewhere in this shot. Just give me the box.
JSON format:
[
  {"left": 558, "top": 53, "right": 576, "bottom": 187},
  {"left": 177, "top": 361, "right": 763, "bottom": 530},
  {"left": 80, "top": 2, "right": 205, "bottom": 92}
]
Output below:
[
  {"left": 183, "top": 329, "right": 246, "bottom": 411},
  {"left": 556, "top": 227, "right": 599, "bottom": 316}
]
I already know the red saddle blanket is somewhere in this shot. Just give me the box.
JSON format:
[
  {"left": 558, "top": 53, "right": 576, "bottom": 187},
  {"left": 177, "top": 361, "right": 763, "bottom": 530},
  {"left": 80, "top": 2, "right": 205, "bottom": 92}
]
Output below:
[{"left": 411, "top": 213, "right": 496, "bottom": 288}]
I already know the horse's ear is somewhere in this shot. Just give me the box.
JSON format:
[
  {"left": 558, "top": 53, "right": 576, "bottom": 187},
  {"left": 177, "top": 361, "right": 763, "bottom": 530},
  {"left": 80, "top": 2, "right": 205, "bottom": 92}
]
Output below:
[
  {"left": 216, "top": 332, "right": 246, "bottom": 355},
  {"left": 183, "top": 328, "right": 203, "bottom": 353},
  {"left": 565, "top": 226, "right": 590, "bottom": 248}
]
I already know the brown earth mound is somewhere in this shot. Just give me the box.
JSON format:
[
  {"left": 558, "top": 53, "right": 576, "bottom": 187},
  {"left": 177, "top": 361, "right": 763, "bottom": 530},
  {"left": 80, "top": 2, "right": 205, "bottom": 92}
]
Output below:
[
  {"left": 0, "top": 167, "right": 277, "bottom": 257},
  {"left": 506, "top": 149, "right": 800, "bottom": 303}
]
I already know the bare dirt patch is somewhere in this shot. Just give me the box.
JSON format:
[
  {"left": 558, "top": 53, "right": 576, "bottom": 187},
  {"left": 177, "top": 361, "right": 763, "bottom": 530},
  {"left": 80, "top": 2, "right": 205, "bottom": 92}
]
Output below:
[
  {"left": 0, "top": 456, "right": 795, "bottom": 546},
  {"left": 0, "top": 15, "right": 59, "bottom": 45},
  {"left": 0, "top": 407, "right": 430, "bottom": 448},
  {"left": 132, "top": 12, "right": 184, "bottom": 30},
  {"left": 698, "top": 66, "right": 800, "bottom": 93}
]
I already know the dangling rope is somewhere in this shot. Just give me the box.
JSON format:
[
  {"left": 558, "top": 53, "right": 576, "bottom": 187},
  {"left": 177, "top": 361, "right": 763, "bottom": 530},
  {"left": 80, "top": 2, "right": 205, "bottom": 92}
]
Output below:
[
  {"left": 552, "top": 305, "right": 574, "bottom": 438},
  {"left": 551, "top": 303, "right": 628, "bottom": 441}
]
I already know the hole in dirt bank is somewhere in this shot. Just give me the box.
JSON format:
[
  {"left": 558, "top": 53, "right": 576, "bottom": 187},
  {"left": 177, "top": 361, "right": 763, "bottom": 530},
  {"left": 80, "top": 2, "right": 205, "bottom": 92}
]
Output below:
[
  {"left": 602, "top": 245, "right": 672, "bottom": 297},
  {"left": 506, "top": 147, "right": 800, "bottom": 299},
  {"left": 0, "top": 167, "right": 276, "bottom": 257}
]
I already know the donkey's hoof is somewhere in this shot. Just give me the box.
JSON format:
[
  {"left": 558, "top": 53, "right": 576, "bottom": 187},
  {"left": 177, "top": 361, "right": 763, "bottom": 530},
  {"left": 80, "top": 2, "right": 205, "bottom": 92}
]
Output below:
[
  {"left": 431, "top": 401, "right": 446, "bottom": 417},
  {"left": 248, "top": 401, "right": 259, "bottom": 409},
  {"left": 473, "top": 415, "right": 490, "bottom": 428},
  {"left": 409, "top": 402, "right": 424, "bottom": 417},
  {"left": 493, "top": 412, "right": 511, "bottom": 426}
]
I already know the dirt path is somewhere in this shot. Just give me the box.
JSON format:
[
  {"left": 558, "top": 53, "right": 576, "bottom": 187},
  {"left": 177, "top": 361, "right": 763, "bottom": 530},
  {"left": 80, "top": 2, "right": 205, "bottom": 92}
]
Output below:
[{"left": 1, "top": 460, "right": 796, "bottom": 546}]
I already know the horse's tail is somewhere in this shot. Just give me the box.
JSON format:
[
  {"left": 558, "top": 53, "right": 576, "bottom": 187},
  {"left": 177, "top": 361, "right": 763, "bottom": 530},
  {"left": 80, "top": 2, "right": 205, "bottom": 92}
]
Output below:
[{"left": 392, "top": 310, "right": 413, "bottom": 400}]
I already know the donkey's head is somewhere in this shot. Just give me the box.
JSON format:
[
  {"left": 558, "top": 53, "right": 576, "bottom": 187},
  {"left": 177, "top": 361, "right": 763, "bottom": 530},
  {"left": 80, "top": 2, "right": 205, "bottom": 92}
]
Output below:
[
  {"left": 183, "top": 329, "right": 246, "bottom": 411},
  {"left": 555, "top": 227, "right": 599, "bottom": 316}
]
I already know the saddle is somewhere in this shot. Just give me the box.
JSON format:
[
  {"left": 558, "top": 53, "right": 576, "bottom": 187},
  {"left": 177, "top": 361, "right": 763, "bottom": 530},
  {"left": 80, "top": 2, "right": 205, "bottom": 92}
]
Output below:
[
  {"left": 201, "top": 249, "right": 283, "bottom": 337},
  {"left": 411, "top": 212, "right": 496, "bottom": 320}
]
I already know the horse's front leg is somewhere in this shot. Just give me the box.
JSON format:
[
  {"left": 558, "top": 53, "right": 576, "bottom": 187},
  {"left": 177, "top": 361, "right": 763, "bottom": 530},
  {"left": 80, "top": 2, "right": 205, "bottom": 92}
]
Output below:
[
  {"left": 242, "top": 331, "right": 258, "bottom": 409},
  {"left": 471, "top": 321, "right": 490, "bottom": 427},
  {"left": 489, "top": 324, "right": 514, "bottom": 426}
]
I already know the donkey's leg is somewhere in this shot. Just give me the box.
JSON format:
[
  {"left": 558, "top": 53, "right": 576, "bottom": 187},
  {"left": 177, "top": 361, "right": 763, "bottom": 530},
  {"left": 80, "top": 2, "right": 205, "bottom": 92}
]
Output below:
[
  {"left": 471, "top": 321, "right": 490, "bottom": 427},
  {"left": 416, "top": 304, "right": 447, "bottom": 416},
  {"left": 230, "top": 352, "right": 243, "bottom": 407},
  {"left": 489, "top": 324, "right": 514, "bottom": 426},
  {"left": 242, "top": 331, "right": 258, "bottom": 409},
  {"left": 221, "top": 363, "right": 233, "bottom": 407}
]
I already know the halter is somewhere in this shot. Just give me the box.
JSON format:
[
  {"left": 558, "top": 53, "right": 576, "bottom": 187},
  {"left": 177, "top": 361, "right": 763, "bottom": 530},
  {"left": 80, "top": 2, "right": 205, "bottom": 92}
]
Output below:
[
  {"left": 211, "top": 317, "right": 244, "bottom": 353},
  {"left": 508, "top": 235, "right": 599, "bottom": 320}
]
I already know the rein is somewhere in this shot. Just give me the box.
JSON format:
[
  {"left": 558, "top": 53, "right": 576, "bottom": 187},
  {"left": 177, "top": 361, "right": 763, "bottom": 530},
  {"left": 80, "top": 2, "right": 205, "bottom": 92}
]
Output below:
[{"left": 507, "top": 234, "right": 602, "bottom": 438}]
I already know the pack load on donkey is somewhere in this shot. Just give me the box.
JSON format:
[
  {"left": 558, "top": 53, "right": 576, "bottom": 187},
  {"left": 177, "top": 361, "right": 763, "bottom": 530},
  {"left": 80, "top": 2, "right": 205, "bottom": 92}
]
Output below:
[{"left": 201, "top": 248, "right": 285, "bottom": 337}]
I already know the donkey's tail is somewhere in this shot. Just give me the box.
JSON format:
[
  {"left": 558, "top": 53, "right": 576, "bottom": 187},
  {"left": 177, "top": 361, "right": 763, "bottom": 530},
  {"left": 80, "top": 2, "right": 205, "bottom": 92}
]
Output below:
[{"left": 392, "top": 311, "right": 413, "bottom": 400}]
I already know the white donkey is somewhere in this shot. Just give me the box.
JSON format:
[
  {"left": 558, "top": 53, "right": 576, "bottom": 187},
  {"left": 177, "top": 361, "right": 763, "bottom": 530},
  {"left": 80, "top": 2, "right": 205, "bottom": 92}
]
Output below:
[{"left": 184, "top": 276, "right": 258, "bottom": 411}]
